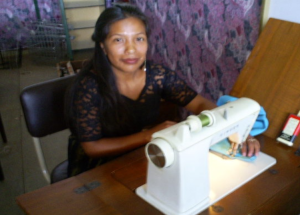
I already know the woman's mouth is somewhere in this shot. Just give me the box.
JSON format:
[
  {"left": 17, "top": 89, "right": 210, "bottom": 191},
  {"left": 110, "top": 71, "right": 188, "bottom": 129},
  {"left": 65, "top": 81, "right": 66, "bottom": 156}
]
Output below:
[{"left": 122, "top": 58, "right": 139, "bottom": 64}]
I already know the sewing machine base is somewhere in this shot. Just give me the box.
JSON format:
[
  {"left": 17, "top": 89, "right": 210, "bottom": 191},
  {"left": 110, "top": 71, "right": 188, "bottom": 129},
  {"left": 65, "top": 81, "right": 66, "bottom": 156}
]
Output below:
[{"left": 136, "top": 151, "right": 276, "bottom": 215}]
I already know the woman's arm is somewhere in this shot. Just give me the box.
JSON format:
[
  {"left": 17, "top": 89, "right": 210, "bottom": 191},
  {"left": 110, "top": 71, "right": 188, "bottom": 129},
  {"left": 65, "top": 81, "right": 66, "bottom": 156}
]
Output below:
[
  {"left": 184, "top": 94, "right": 260, "bottom": 157},
  {"left": 81, "top": 120, "right": 176, "bottom": 158},
  {"left": 81, "top": 94, "right": 214, "bottom": 158},
  {"left": 184, "top": 94, "right": 216, "bottom": 114},
  {"left": 72, "top": 74, "right": 178, "bottom": 158}
]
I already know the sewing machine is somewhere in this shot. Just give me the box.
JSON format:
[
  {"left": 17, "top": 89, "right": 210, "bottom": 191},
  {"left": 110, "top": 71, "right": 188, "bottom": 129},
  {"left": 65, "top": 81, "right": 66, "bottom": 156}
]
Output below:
[{"left": 136, "top": 97, "right": 276, "bottom": 215}]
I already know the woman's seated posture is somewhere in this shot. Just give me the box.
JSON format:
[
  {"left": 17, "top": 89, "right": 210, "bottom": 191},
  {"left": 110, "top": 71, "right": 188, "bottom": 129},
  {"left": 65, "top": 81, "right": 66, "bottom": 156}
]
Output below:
[{"left": 66, "top": 3, "right": 260, "bottom": 177}]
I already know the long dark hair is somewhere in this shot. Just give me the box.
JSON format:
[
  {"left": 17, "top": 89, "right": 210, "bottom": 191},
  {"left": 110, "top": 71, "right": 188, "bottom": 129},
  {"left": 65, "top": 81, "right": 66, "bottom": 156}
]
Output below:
[{"left": 66, "top": 3, "right": 150, "bottom": 136}]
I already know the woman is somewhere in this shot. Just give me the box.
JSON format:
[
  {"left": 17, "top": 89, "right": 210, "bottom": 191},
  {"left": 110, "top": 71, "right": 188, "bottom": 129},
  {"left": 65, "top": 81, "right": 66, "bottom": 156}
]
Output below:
[{"left": 66, "top": 3, "right": 259, "bottom": 177}]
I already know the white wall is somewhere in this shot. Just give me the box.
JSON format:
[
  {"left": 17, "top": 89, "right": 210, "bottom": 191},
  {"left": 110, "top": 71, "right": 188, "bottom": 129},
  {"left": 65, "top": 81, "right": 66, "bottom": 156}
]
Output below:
[
  {"left": 269, "top": 0, "right": 300, "bottom": 23},
  {"left": 261, "top": 0, "right": 300, "bottom": 29}
]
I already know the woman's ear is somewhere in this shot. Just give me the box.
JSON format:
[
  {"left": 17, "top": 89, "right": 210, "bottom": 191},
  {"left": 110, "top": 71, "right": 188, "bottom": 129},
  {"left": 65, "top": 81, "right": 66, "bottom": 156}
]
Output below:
[{"left": 100, "top": 43, "right": 106, "bottom": 55}]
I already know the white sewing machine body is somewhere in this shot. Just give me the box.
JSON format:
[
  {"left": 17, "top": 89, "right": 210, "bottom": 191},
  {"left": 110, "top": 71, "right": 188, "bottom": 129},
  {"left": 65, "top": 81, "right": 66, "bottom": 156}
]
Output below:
[{"left": 136, "top": 98, "right": 276, "bottom": 215}]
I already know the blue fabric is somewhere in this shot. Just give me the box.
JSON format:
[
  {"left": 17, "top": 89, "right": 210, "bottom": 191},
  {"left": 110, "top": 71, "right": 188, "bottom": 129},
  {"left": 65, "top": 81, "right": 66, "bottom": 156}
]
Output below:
[
  {"left": 210, "top": 95, "right": 269, "bottom": 162},
  {"left": 210, "top": 139, "right": 256, "bottom": 162}
]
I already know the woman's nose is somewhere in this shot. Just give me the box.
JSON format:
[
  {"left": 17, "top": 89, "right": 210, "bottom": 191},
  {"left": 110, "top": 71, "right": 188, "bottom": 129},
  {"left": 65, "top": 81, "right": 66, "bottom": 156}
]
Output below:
[{"left": 125, "top": 41, "right": 135, "bottom": 54}]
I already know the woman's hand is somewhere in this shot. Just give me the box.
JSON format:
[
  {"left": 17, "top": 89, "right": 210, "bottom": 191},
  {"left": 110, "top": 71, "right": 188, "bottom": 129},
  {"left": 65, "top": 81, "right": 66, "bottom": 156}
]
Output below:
[
  {"left": 229, "top": 135, "right": 260, "bottom": 157},
  {"left": 241, "top": 136, "right": 260, "bottom": 157},
  {"left": 81, "top": 120, "right": 177, "bottom": 158},
  {"left": 143, "top": 120, "right": 177, "bottom": 142}
]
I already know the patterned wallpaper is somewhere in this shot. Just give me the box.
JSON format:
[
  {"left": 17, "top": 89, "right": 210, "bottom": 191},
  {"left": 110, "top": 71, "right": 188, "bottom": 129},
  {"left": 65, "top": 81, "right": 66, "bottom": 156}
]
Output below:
[
  {"left": 0, "top": 0, "right": 60, "bottom": 48},
  {"left": 130, "top": 0, "right": 262, "bottom": 101},
  {"left": 0, "top": 1, "right": 127, "bottom": 48},
  {"left": 1, "top": 0, "right": 262, "bottom": 100}
]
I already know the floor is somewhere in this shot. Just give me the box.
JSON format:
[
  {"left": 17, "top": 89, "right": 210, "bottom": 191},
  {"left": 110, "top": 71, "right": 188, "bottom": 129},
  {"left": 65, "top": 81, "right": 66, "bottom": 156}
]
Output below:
[{"left": 0, "top": 49, "right": 93, "bottom": 215}]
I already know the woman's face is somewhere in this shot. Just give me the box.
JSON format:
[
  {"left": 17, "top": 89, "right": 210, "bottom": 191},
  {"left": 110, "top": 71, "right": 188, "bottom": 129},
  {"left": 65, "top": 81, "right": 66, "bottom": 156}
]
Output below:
[{"left": 100, "top": 17, "right": 148, "bottom": 75}]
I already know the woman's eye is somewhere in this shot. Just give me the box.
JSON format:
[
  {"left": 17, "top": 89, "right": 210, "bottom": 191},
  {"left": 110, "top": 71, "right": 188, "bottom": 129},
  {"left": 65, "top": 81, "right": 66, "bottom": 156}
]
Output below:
[
  {"left": 113, "top": 38, "right": 123, "bottom": 42},
  {"left": 137, "top": 37, "right": 145, "bottom": 42}
]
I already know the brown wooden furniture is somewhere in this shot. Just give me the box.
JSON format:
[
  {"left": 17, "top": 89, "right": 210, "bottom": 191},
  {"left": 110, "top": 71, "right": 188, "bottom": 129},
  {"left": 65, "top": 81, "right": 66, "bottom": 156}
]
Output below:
[
  {"left": 16, "top": 135, "right": 300, "bottom": 215},
  {"left": 230, "top": 18, "right": 300, "bottom": 145},
  {"left": 56, "top": 60, "right": 89, "bottom": 77},
  {"left": 16, "top": 18, "right": 300, "bottom": 214}
]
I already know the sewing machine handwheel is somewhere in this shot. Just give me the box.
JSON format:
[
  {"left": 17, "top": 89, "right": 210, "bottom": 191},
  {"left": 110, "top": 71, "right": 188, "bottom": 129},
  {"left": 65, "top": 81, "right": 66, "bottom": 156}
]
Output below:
[{"left": 146, "top": 138, "right": 174, "bottom": 168}]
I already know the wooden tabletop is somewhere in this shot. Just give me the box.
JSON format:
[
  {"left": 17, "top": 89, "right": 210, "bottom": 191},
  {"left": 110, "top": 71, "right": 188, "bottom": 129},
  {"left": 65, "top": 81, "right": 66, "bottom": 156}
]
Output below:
[{"left": 16, "top": 135, "right": 300, "bottom": 215}]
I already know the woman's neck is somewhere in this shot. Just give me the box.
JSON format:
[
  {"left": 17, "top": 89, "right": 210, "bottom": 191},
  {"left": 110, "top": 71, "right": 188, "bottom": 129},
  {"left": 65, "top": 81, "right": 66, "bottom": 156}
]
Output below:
[{"left": 115, "top": 68, "right": 146, "bottom": 100}]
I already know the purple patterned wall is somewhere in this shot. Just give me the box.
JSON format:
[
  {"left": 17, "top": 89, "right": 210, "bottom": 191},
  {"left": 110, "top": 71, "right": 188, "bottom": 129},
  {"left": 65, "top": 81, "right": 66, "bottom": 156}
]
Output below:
[
  {"left": 130, "top": 0, "right": 262, "bottom": 102},
  {"left": 0, "top": 0, "right": 61, "bottom": 47},
  {"left": 0, "top": 0, "right": 119, "bottom": 48},
  {"left": 1, "top": 0, "right": 262, "bottom": 100}
]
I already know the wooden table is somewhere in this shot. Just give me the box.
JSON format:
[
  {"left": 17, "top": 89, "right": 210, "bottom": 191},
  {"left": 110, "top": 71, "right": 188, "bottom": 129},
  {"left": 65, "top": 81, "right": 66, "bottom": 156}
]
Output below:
[{"left": 16, "top": 135, "right": 300, "bottom": 215}]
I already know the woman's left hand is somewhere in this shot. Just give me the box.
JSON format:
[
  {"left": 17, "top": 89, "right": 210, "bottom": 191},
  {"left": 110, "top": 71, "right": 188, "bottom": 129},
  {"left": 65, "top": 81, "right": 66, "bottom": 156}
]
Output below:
[{"left": 240, "top": 136, "right": 260, "bottom": 157}]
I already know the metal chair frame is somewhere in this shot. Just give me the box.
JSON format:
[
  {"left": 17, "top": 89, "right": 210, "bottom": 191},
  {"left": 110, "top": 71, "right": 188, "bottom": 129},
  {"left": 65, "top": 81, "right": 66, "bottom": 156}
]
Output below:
[{"left": 20, "top": 75, "right": 75, "bottom": 183}]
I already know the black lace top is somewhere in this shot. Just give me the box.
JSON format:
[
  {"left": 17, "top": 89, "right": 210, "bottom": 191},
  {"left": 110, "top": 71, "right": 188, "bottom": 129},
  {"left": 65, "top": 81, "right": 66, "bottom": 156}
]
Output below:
[{"left": 68, "top": 63, "right": 197, "bottom": 176}]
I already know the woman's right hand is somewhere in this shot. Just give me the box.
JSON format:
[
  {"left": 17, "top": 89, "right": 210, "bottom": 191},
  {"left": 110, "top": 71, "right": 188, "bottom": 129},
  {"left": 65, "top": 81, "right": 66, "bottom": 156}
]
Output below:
[
  {"left": 81, "top": 121, "right": 177, "bottom": 158},
  {"left": 143, "top": 120, "right": 177, "bottom": 142}
]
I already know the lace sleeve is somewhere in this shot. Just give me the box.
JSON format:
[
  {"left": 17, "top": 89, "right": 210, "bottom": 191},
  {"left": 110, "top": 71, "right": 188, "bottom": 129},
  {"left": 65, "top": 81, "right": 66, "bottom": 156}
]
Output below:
[
  {"left": 72, "top": 75, "right": 102, "bottom": 142},
  {"left": 161, "top": 68, "right": 197, "bottom": 106}
]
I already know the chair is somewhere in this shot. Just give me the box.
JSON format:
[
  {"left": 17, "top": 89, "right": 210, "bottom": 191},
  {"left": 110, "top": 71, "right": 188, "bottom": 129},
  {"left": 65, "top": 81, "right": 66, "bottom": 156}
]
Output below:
[
  {"left": 20, "top": 75, "right": 75, "bottom": 184},
  {"left": 0, "top": 112, "right": 7, "bottom": 143},
  {"left": 0, "top": 111, "right": 7, "bottom": 181}
]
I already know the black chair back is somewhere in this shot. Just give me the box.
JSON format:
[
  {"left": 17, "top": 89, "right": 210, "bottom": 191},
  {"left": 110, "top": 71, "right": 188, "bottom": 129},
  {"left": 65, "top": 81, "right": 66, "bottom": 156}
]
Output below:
[
  {"left": 20, "top": 75, "right": 75, "bottom": 183},
  {"left": 20, "top": 75, "right": 75, "bottom": 137}
]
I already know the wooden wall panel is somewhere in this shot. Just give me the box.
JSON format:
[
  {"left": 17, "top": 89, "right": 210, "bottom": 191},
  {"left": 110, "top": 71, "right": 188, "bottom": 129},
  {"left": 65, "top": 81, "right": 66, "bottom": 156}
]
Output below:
[{"left": 230, "top": 18, "right": 300, "bottom": 143}]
